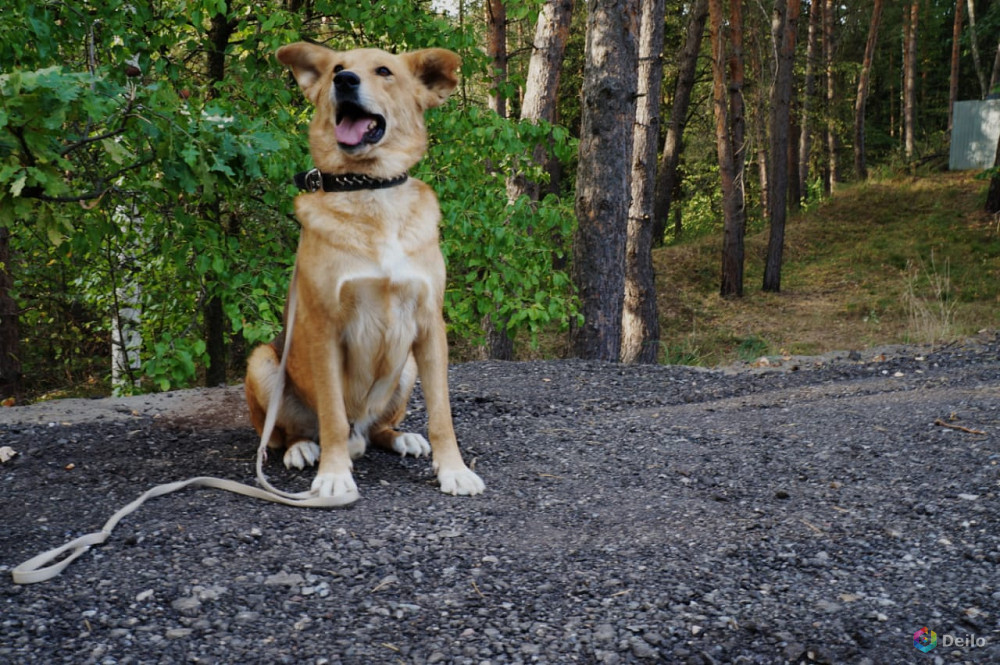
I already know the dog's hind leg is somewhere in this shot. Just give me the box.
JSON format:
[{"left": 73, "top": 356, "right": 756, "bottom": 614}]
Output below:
[
  {"left": 369, "top": 356, "right": 431, "bottom": 458},
  {"left": 245, "top": 343, "right": 320, "bottom": 468}
]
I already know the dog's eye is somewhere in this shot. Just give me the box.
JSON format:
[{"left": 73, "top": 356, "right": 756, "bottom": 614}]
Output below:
[
  {"left": 333, "top": 64, "right": 344, "bottom": 74},
  {"left": 376, "top": 66, "right": 392, "bottom": 77}
]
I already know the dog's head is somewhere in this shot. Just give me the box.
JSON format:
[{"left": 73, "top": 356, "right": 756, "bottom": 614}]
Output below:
[{"left": 276, "top": 43, "right": 460, "bottom": 178}]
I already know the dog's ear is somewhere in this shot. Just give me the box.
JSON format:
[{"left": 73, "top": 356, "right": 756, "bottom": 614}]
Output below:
[
  {"left": 403, "top": 49, "right": 461, "bottom": 110},
  {"left": 276, "top": 42, "right": 336, "bottom": 105}
]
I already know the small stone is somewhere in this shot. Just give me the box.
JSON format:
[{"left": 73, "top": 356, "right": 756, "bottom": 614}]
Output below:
[
  {"left": 165, "top": 628, "right": 192, "bottom": 639},
  {"left": 171, "top": 597, "right": 201, "bottom": 616},
  {"left": 265, "top": 571, "right": 304, "bottom": 587}
]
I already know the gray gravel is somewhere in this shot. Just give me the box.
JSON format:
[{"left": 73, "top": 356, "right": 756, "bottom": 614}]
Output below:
[{"left": 2, "top": 334, "right": 999, "bottom": 664}]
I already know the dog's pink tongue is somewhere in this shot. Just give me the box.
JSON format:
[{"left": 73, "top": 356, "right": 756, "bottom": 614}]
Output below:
[{"left": 336, "top": 117, "right": 369, "bottom": 146}]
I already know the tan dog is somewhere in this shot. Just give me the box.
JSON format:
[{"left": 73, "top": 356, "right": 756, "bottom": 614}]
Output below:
[{"left": 244, "top": 43, "right": 484, "bottom": 502}]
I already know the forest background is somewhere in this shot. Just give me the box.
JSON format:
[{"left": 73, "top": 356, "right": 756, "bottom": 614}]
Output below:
[{"left": 1, "top": 0, "right": 999, "bottom": 400}]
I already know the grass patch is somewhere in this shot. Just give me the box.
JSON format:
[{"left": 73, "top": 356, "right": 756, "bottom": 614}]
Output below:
[{"left": 655, "top": 172, "right": 1000, "bottom": 365}]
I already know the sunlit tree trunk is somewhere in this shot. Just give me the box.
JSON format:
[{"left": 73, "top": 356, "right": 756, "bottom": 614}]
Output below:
[
  {"left": 621, "top": 0, "right": 664, "bottom": 364},
  {"left": 949, "top": 0, "right": 965, "bottom": 139},
  {"left": 798, "top": 0, "right": 819, "bottom": 200},
  {"left": 903, "top": 0, "right": 918, "bottom": 162},
  {"left": 823, "top": 0, "right": 837, "bottom": 193},
  {"left": 486, "top": 0, "right": 508, "bottom": 117},
  {"left": 652, "top": 0, "right": 709, "bottom": 244},
  {"left": 853, "top": 0, "right": 883, "bottom": 180},
  {"left": 572, "top": 0, "right": 639, "bottom": 360},
  {"left": 967, "top": 0, "right": 987, "bottom": 98},
  {"left": 506, "top": 0, "right": 574, "bottom": 204},
  {"left": 111, "top": 204, "right": 143, "bottom": 395},
  {"left": 709, "top": 0, "right": 747, "bottom": 298}
]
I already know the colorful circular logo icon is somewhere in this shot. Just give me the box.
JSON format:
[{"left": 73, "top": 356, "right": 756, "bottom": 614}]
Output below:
[{"left": 914, "top": 627, "right": 938, "bottom": 653}]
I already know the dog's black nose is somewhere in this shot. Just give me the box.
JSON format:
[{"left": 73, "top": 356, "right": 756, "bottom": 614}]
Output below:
[{"left": 334, "top": 71, "right": 361, "bottom": 92}]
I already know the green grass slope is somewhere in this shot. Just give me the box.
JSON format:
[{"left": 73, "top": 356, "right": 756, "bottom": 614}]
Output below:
[{"left": 655, "top": 173, "right": 1000, "bottom": 365}]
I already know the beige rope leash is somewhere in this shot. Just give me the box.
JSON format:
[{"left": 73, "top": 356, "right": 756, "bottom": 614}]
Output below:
[{"left": 11, "top": 264, "right": 356, "bottom": 585}]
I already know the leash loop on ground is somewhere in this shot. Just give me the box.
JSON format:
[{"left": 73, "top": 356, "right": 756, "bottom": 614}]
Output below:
[{"left": 11, "top": 262, "right": 355, "bottom": 585}]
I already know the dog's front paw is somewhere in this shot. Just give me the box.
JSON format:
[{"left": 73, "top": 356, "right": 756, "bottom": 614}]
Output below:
[
  {"left": 393, "top": 432, "right": 431, "bottom": 457},
  {"left": 284, "top": 441, "right": 320, "bottom": 469},
  {"left": 311, "top": 471, "right": 360, "bottom": 501},
  {"left": 437, "top": 466, "right": 485, "bottom": 496}
]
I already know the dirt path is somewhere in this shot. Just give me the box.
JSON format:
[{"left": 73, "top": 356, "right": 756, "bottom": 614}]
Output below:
[{"left": 2, "top": 334, "right": 998, "bottom": 664}]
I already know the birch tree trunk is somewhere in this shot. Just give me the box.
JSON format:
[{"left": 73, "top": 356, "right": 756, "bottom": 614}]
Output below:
[
  {"left": 967, "top": 0, "right": 987, "bottom": 99},
  {"left": 763, "top": 0, "right": 800, "bottom": 293},
  {"left": 506, "top": 0, "right": 574, "bottom": 204},
  {"left": 853, "top": 0, "right": 883, "bottom": 181},
  {"left": 572, "top": 0, "right": 639, "bottom": 360},
  {"left": 652, "top": 0, "right": 709, "bottom": 244},
  {"left": 111, "top": 204, "right": 143, "bottom": 395},
  {"left": 621, "top": 0, "right": 665, "bottom": 364}
]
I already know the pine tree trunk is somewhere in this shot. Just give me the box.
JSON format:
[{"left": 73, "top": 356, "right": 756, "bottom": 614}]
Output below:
[
  {"left": 904, "top": 0, "right": 918, "bottom": 162},
  {"left": 482, "top": 0, "right": 516, "bottom": 359},
  {"left": 853, "top": 0, "right": 883, "bottom": 181},
  {"left": 987, "top": 137, "right": 1000, "bottom": 214},
  {"left": 621, "top": 0, "right": 664, "bottom": 364},
  {"left": 572, "top": 0, "right": 639, "bottom": 360},
  {"left": 486, "top": 0, "right": 508, "bottom": 117},
  {"left": 749, "top": 26, "right": 769, "bottom": 220},
  {"left": 710, "top": 0, "right": 747, "bottom": 299},
  {"left": 763, "top": 0, "right": 800, "bottom": 294},
  {"left": 949, "top": 0, "right": 965, "bottom": 139},
  {"left": 204, "top": 7, "right": 234, "bottom": 387},
  {"left": 798, "top": 0, "right": 819, "bottom": 199},
  {"left": 0, "top": 227, "right": 20, "bottom": 400},
  {"left": 652, "top": 0, "right": 708, "bottom": 245},
  {"left": 823, "top": 0, "right": 837, "bottom": 193}
]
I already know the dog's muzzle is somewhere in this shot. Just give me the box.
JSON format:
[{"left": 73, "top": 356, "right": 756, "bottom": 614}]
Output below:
[{"left": 334, "top": 71, "right": 386, "bottom": 149}]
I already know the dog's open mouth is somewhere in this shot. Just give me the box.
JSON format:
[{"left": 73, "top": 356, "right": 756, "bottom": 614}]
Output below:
[{"left": 335, "top": 100, "right": 386, "bottom": 148}]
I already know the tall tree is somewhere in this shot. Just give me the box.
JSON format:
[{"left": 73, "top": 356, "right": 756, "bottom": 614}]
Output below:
[
  {"left": 203, "top": 4, "right": 237, "bottom": 387},
  {"left": 621, "top": 0, "right": 665, "bottom": 364},
  {"left": 990, "top": 36, "right": 1000, "bottom": 95},
  {"left": 652, "top": 0, "right": 709, "bottom": 244},
  {"left": 709, "top": 0, "right": 747, "bottom": 298},
  {"left": 853, "top": 0, "right": 883, "bottom": 180},
  {"left": 507, "top": 0, "right": 574, "bottom": 204},
  {"left": 967, "top": 0, "right": 987, "bottom": 98},
  {"left": 572, "top": 0, "right": 639, "bottom": 360},
  {"left": 486, "top": 0, "right": 508, "bottom": 117},
  {"left": 823, "top": 0, "right": 837, "bottom": 193},
  {"left": 949, "top": 0, "right": 966, "bottom": 139},
  {"left": 762, "top": 0, "right": 800, "bottom": 293},
  {"left": 987, "top": 138, "right": 1000, "bottom": 214},
  {"left": 798, "top": 0, "right": 820, "bottom": 199},
  {"left": 0, "top": 227, "right": 19, "bottom": 399},
  {"left": 903, "top": 0, "right": 918, "bottom": 162}
]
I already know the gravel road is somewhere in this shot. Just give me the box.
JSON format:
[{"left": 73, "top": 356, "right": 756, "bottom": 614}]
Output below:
[{"left": 2, "top": 334, "right": 998, "bottom": 664}]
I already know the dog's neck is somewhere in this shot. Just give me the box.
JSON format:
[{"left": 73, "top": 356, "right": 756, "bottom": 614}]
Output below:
[{"left": 293, "top": 168, "right": 409, "bottom": 193}]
